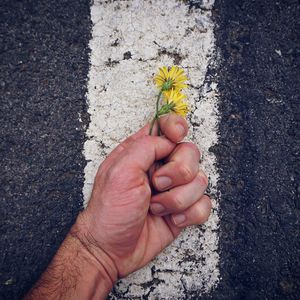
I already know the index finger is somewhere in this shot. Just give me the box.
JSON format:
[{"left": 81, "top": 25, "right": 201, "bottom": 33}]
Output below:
[
  {"left": 106, "top": 113, "right": 187, "bottom": 164},
  {"left": 104, "top": 121, "right": 159, "bottom": 165}
]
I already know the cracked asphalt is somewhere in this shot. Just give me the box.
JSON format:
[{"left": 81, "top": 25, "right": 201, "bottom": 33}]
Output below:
[
  {"left": 0, "top": 0, "right": 91, "bottom": 298},
  {"left": 0, "top": 0, "right": 299, "bottom": 299},
  {"left": 212, "top": 0, "right": 299, "bottom": 298}
]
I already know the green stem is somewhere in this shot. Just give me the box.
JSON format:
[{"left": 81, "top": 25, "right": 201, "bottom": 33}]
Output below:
[
  {"left": 149, "top": 116, "right": 157, "bottom": 136},
  {"left": 149, "top": 90, "right": 163, "bottom": 135},
  {"left": 156, "top": 90, "right": 162, "bottom": 116}
]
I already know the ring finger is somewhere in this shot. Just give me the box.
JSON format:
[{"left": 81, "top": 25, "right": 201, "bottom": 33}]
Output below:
[{"left": 150, "top": 171, "right": 208, "bottom": 216}]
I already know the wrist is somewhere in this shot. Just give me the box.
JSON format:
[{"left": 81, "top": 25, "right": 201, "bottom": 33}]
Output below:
[
  {"left": 25, "top": 215, "right": 117, "bottom": 300},
  {"left": 71, "top": 212, "right": 119, "bottom": 288}
]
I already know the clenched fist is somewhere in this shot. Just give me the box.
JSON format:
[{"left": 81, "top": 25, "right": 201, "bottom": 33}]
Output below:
[{"left": 26, "top": 113, "right": 211, "bottom": 300}]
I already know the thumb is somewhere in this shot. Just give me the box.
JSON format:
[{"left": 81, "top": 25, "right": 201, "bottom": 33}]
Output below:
[{"left": 121, "top": 135, "right": 175, "bottom": 172}]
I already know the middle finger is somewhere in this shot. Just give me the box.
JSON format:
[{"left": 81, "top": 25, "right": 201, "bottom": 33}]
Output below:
[{"left": 152, "top": 142, "right": 201, "bottom": 191}]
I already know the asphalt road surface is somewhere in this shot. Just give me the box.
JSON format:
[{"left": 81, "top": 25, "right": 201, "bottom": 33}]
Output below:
[{"left": 0, "top": 0, "right": 299, "bottom": 299}]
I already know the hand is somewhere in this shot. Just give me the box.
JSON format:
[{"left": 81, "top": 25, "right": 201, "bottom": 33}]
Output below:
[
  {"left": 76, "top": 113, "right": 212, "bottom": 282},
  {"left": 25, "top": 113, "right": 212, "bottom": 300}
]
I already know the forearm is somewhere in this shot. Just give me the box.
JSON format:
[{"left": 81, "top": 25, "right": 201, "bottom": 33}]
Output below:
[{"left": 25, "top": 216, "right": 117, "bottom": 300}]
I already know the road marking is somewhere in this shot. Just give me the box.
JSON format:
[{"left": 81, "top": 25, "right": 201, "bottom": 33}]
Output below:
[{"left": 84, "top": 0, "right": 219, "bottom": 297}]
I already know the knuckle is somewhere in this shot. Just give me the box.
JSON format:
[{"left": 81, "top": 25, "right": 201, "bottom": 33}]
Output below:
[
  {"left": 197, "top": 171, "right": 209, "bottom": 187},
  {"left": 132, "top": 136, "right": 150, "bottom": 149},
  {"left": 139, "top": 135, "right": 151, "bottom": 144},
  {"left": 196, "top": 198, "right": 212, "bottom": 224},
  {"left": 204, "top": 195, "right": 212, "bottom": 211},
  {"left": 106, "top": 163, "right": 123, "bottom": 182},
  {"left": 178, "top": 164, "right": 194, "bottom": 182},
  {"left": 182, "top": 142, "right": 201, "bottom": 157},
  {"left": 122, "top": 136, "right": 134, "bottom": 149},
  {"left": 195, "top": 209, "right": 209, "bottom": 224},
  {"left": 184, "top": 141, "right": 198, "bottom": 151},
  {"left": 173, "top": 195, "right": 185, "bottom": 211},
  {"left": 133, "top": 181, "right": 151, "bottom": 200},
  {"left": 95, "top": 164, "right": 105, "bottom": 179},
  {"left": 143, "top": 182, "right": 152, "bottom": 198}
]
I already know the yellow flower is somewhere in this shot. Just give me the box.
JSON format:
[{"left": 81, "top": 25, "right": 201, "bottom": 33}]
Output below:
[
  {"left": 154, "top": 66, "right": 188, "bottom": 91},
  {"left": 162, "top": 89, "right": 189, "bottom": 117}
]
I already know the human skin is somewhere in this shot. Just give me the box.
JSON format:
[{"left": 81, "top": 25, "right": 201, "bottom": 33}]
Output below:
[{"left": 25, "top": 113, "right": 211, "bottom": 299}]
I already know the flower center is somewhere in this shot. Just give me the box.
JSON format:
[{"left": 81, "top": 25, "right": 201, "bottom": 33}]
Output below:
[
  {"left": 162, "top": 80, "right": 173, "bottom": 91},
  {"left": 158, "top": 102, "right": 176, "bottom": 116}
]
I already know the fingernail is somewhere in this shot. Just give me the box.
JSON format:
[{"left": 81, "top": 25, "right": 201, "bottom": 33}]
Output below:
[
  {"left": 150, "top": 203, "right": 165, "bottom": 214},
  {"left": 176, "top": 124, "right": 185, "bottom": 138},
  {"left": 172, "top": 214, "right": 186, "bottom": 226},
  {"left": 155, "top": 176, "right": 172, "bottom": 190}
]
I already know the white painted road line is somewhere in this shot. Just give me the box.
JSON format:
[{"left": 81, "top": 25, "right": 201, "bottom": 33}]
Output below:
[{"left": 84, "top": 0, "right": 219, "bottom": 297}]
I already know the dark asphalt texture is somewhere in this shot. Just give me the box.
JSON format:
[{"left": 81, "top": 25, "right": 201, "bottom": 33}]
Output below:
[
  {"left": 0, "top": 0, "right": 299, "bottom": 299},
  {"left": 211, "top": 0, "right": 300, "bottom": 299},
  {"left": 0, "top": 1, "right": 91, "bottom": 299}
]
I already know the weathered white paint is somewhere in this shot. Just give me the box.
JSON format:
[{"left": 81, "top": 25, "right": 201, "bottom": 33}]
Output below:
[{"left": 84, "top": 0, "right": 219, "bottom": 298}]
